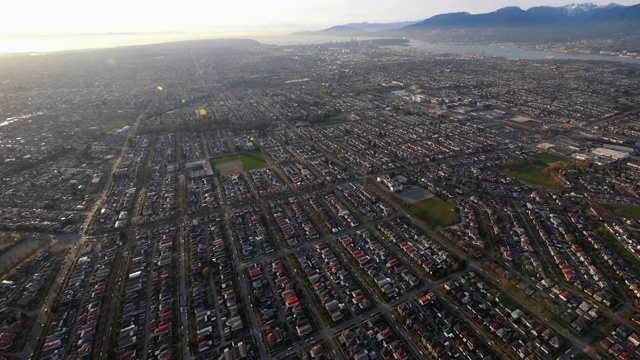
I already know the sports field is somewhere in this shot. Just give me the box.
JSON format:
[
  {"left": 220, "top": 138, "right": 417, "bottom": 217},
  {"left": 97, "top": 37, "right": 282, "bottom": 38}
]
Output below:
[
  {"left": 211, "top": 151, "right": 266, "bottom": 171},
  {"left": 409, "top": 196, "right": 459, "bottom": 229},
  {"left": 500, "top": 153, "right": 566, "bottom": 188},
  {"left": 604, "top": 203, "right": 640, "bottom": 220}
]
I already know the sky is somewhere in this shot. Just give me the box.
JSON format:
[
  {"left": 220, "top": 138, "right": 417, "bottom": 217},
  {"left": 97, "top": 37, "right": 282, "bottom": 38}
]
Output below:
[{"left": 2, "top": 0, "right": 639, "bottom": 35}]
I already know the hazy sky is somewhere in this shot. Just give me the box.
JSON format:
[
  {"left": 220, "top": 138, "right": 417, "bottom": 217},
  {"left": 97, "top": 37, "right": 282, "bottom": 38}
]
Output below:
[{"left": 3, "top": 0, "right": 639, "bottom": 34}]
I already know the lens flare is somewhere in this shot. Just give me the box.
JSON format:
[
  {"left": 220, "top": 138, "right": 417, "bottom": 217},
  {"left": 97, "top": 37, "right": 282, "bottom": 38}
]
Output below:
[
  {"left": 197, "top": 108, "right": 207, "bottom": 116},
  {"left": 156, "top": 85, "right": 163, "bottom": 91}
]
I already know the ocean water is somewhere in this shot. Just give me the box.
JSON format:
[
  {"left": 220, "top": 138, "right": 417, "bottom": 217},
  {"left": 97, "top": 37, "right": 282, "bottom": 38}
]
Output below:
[{"left": 0, "top": 33, "right": 222, "bottom": 54}]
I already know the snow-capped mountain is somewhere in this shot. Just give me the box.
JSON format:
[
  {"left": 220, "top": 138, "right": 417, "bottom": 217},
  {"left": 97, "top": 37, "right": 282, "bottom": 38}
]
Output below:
[
  {"left": 562, "top": 2, "right": 624, "bottom": 16},
  {"left": 403, "top": 2, "right": 640, "bottom": 43},
  {"left": 406, "top": 2, "right": 640, "bottom": 28}
]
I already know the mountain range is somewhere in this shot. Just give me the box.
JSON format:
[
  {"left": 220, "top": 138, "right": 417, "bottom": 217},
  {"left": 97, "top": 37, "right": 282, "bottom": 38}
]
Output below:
[
  {"left": 326, "top": 21, "right": 420, "bottom": 31},
  {"left": 306, "top": 3, "right": 640, "bottom": 44},
  {"left": 406, "top": 3, "right": 640, "bottom": 28}
]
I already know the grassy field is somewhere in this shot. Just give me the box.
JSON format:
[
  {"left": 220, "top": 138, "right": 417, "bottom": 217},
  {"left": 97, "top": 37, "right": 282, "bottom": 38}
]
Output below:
[
  {"left": 358, "top": 85, "right": 402, "bottom": 94},
  {"left": 211, "top": 151, "right": 266, "bottom": 171},
  {"left": 501, "top": 153, "right": 566, "bottom": 188},
  {"left": 409, "top": 196, "right": 459, "bottom": 229},
  {"left": 595, "top": 101, "right": 636, "bottom": 112},
  {"left": 240, "top": 152, "right": 267, "bottom": 170},
  {"left": 604, "top": 203, "right": 640, "bottom": 220},
  {"left": 211, "top": 155, "right": 240, "bottom": 165},
  {"left": 535, "top": 153, "right": 566, "bottom": 165},
  {"left": 597, "top": 225, "right": 640, "bottom": 275},
  {"left": 502, "top": 166, "right": 552, "bottom": 187},
  {"left": 102, "top": 117, "right": 132, "bottom": 132}
]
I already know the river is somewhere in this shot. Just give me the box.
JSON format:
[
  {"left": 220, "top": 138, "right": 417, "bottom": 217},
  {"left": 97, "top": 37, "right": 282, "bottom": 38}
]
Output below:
[
  {"left": 0, "top": 111, "right": 46, "bottom": 127},
  {"left": 405, "top": 39, "right": 640, "bottom": 64}
]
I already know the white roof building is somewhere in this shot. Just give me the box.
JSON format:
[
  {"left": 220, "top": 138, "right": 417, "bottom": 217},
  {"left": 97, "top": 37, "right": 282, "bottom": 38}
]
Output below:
[{"left": 592, "top": 147, "right": 630, "bottom": 161}]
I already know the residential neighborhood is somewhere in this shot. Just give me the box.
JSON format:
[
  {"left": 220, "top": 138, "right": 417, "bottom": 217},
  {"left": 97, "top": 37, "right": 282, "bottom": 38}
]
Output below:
[{"left": 0, "top": 37, "right": 639, "bottom": 360}]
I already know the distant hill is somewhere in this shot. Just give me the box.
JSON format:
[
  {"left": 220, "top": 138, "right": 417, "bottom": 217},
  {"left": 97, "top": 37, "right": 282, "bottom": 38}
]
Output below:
[
  {"left": 290, "top": 3, "right": 640, "bottom": 45},
  {"left": 140, "top": 38, "right": 263, "bottom": 50},
  {"left": 87, "top": 38, "right": 266, "bottom": 60},
  {"left": 403, "top": 3, "right": 640, "bottom": 42},
  {"left": 338, "top": 21, "right": 421, "bottom": 30},
  {"left": 292, "top": 21, "right": 419, "bottom": 36}
]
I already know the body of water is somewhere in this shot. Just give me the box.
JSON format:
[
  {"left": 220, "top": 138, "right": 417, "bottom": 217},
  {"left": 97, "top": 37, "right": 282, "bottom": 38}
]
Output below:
[
  {"left": 0, "top": 111, "right": 45, "bottom": 127},
  {"left": 0, "top": 33, "right": 231, "bottom": 54},
  {"left": 2, "top": 33, "right": 639, "bottom": 65},
  {"left": 405, "top": 39, "right": 640, "bottom": 64},
  {"left": 256, "top": 34, "right": 640, "bottom": 64}
]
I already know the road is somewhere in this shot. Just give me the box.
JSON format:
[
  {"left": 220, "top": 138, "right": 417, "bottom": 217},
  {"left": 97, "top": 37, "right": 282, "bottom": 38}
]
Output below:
[
  {"left": 12, "top": 240, "right": 71, "bottom": 360},
  {"left": 177, "top": 215, "right": 191, "bottom": 359},
  {"left": 225, "top": 215, "right": 269, "bottom": 360},
  {"left": 93, "top": 239, "right": 130, "bottom": 359}
]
